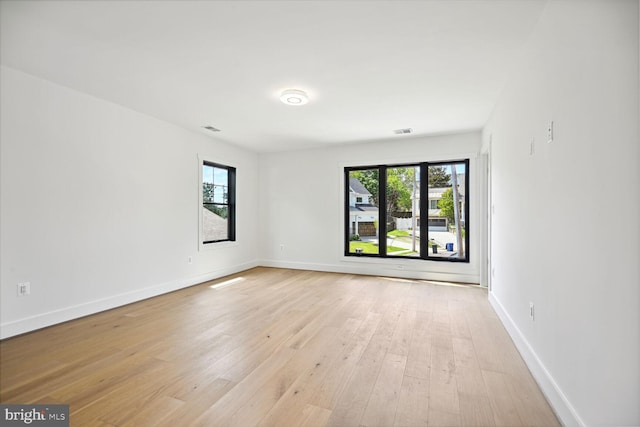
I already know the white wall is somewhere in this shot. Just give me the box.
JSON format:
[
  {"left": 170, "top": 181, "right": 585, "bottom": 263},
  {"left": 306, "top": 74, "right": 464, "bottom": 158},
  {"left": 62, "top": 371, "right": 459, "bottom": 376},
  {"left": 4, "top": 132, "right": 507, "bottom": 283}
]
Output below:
[
  {"left": 483, "top": 1, "right": 639, "bottom": 426},
  {"left": 0, "top": 66, "right": 260, "bottom": 339},
  {"left": 259, "top": 131, "right": 481, "bottom": 283},
  {"left": 2, "top": 2, "right": 638, "bottom": 424}
]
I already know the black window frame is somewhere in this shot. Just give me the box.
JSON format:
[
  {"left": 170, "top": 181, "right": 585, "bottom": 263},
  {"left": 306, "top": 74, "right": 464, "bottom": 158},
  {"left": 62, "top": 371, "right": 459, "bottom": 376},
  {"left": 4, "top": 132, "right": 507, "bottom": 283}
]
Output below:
[
  {"left": 202, "top": 160, "right": 236, "bottom": 244},
  {"left": 344, "top": 159, "right": 470, "bottom": 262}
]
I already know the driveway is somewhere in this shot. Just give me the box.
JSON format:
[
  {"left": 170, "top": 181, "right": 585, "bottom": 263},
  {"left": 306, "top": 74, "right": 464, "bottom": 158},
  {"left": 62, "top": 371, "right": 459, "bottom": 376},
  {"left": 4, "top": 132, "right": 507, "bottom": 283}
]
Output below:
[{"left": 362, "top": 230, "right": 460, "bottom": 253}]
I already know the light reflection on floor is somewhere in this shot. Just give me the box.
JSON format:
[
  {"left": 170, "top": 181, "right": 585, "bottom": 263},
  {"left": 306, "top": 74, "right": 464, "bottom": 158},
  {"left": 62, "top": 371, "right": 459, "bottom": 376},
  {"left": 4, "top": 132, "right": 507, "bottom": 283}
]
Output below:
[{"left": 209, "top": 277, "right": 245, "bottom": 290}]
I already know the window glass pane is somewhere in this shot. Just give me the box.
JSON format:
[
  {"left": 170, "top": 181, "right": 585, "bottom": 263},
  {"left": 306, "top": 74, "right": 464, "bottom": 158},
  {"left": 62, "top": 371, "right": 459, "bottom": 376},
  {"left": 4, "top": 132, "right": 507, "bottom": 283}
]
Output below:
[
  {"left": 203, "top": 165, "right": 214, "bottom": 203},
  {"left": 212, "top": 167, "right": 228, "bottom": 203},
  {"left": 348, "top": 169, "right": 379, "bottom": 255},
  {"left": 427, "top": 163, "right": 466, "bottom": 260},
  {"left": 203, "top": 204, "right": 228, "bottom": 242},
  {"left": 386, "top": 166, "right": 420, "bottom": 257},
  {"left": 203, "top": 165, "right": 214, "bottom": 185}
]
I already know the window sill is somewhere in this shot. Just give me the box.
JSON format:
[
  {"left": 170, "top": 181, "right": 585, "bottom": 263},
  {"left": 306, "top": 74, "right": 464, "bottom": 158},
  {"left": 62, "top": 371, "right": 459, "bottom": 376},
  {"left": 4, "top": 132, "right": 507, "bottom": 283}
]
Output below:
[{"left": 199, "top": 240, "right": 239, "bottom": 252}]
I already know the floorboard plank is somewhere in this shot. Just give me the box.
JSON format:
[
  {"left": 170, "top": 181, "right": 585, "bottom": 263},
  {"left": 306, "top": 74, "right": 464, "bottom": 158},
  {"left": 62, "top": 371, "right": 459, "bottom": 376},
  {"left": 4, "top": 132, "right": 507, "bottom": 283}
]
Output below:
[
  {"left": 360, "top": 352, "right": 407, "bottom": 427},
  {"left": 393, "top": 375, "right": 430, "bottom": 427}
]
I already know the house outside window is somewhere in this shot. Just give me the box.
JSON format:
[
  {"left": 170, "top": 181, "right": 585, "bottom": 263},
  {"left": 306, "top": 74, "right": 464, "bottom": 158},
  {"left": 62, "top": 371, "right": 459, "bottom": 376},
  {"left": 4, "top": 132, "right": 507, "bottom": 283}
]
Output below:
[{"left": 347, "top": 174, "right": 379, "bottom": 254}]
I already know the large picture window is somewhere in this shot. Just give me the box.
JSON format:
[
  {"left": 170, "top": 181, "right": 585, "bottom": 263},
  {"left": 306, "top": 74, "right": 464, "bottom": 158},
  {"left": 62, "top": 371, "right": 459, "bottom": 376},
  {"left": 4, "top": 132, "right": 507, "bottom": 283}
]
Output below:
[
  {"left": 345, "top": 160, "right": 469, "bottom": 262},
  {"left": 202, "top": 161, "right": 236, "bottom": 244}
]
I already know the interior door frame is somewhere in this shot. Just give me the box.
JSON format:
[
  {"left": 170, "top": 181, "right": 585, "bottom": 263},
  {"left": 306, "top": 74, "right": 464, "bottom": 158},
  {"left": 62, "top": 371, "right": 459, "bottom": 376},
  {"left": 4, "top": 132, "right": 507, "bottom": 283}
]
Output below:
[{"left": 480, "top": 137, "right": 492, "bottom": 289}]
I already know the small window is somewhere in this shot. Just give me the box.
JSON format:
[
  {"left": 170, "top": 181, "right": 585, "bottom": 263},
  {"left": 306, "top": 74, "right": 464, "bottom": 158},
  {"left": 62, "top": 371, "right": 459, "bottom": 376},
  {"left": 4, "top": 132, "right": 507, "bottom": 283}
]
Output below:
[
  {"left": 202, "top": 161, "right": 235, "bottom": 244},
  {"left": 356, "top": 196, "right": 363, "bottom": 203}
]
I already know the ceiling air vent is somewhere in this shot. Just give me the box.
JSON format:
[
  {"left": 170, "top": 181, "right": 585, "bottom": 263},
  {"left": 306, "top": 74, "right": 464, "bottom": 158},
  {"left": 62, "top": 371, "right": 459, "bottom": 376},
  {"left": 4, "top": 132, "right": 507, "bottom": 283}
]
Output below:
[
  {"left": 203, "top": 126, "right": 221, "bottom": 132},
  {"left": 393, "top": 128, "right": 413, "bottom": 135}
]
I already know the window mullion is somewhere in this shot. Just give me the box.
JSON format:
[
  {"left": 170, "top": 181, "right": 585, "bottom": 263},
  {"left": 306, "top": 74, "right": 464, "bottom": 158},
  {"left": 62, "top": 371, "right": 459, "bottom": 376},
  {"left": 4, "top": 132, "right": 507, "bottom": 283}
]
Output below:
[
  {"left": 378, "top": 165, "right": 387, "bottom": 256},
  {"left": 228, "top": 168, "right": 236, "bottom": 241},
  {"left": 420, "top": 162, "right": 428, "bottom": 258},
  {"left": 344, "top": 169, "right": 352, "bottom": 256}
]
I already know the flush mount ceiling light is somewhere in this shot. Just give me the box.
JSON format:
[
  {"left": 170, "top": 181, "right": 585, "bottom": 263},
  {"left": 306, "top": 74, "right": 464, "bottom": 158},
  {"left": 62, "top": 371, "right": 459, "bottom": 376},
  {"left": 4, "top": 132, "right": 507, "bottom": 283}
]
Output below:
[
  {"left": 394, "top": 128, "right": 413, "bottom": 135},
  {"left": 280, "top": 89, "right": 309, "bottom": 106}
]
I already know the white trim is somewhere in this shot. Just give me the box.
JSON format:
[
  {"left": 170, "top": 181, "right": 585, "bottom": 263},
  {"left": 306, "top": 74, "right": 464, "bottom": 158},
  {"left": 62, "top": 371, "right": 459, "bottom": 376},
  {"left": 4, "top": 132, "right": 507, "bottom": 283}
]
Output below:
[
  {"left": 485, "top": 135, "right": 492, "bottom": 290},
  {"left": 200, "top": 240, "right": 239, "bottom": 251},
  {"left": 339, "top": 156, "right": 480, "bottom": 281},
  {"left": 341, "top": 253, "right": 477, "bottom": 276},
  {"left": 338, "top": 149, "right": 480, "bottom": 170},
  {"left": 261, "top": 259, "right": 479, "bottom": 284},
  {"left": 0, "top": 260, "right": 259, "bottom": 340},
  {"left": 338, "top": 153, "right": 481, "bottom": 192},
  {"left": 489, "top": 292, "right": 585, "bottom": 427},
  {"left": 198, "top": 154, "right": 205, "bottom": 249}
]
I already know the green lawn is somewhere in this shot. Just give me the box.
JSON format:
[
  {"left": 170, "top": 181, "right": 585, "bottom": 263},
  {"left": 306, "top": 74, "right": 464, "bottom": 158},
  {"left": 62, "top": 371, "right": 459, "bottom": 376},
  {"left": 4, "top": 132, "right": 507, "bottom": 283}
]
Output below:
[
  {"left": 387, "top": 229, "right": 410, "bottom": 237},
  {"left": 349, "top": 241, "right": 407, "bottom": 254}
]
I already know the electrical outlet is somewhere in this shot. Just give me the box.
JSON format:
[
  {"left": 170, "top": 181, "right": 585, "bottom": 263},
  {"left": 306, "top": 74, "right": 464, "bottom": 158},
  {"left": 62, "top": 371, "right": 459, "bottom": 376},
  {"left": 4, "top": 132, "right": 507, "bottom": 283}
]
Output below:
[
  {"left": 547, "top": 121, "right": 554, "bottom": 144},
  {"left": 491, "top": 267, "right": 495, "bottom": 278},
  {"left": 280, "top": 244, "right": 284, "bottom": 251},
  {"left": 17, "top": 282, "right": 31, "bottom": 297},
  {"left": 188, "top": 256, "right": 193, "bottom": 264},
  {"left": 529, "top": 302, "right": 535, "bottom": 321}
]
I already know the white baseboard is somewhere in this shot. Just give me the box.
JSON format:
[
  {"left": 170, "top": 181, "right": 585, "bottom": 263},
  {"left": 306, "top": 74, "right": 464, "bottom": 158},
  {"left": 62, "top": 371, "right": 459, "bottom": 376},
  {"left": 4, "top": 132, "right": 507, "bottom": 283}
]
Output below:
[
  {"left": 1, "top": 259, "right": 476, "bottom": 339},
  {"left": 260, "top": 259, "right": 479, "bottom": 284},
  {"left": 488, "top": 292, "right": 585, "bottom": 427},
  {"left": 0, "top": 260, "right": 259, "bottom": 340}
]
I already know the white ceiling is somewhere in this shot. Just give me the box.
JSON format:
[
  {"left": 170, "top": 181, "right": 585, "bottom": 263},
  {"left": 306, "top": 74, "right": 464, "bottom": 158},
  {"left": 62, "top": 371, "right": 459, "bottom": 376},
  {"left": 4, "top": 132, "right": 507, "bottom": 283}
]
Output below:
[{"left": 0, "top": 1, "right": 546, "bottom": 152}]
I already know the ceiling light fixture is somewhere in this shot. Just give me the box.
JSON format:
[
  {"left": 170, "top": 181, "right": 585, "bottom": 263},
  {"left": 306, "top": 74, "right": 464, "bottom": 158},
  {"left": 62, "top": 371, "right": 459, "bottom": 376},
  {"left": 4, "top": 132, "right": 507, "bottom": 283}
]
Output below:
[
  {"left": 394, "top": 128, "right": 413, "bottom": 135},
  {"left": 280, "top": 89, "right": 309, "bottom": 106}
]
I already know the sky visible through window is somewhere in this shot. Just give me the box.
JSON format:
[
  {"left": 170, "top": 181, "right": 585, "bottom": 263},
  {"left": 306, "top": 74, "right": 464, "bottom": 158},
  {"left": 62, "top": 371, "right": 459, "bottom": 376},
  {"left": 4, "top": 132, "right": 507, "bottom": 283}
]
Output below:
[
  {"left": 203, "top": 165, "right": 229, "bottom": 203},
  {"left": 441, "top": 164, "right": 465, "bottom": 177}
]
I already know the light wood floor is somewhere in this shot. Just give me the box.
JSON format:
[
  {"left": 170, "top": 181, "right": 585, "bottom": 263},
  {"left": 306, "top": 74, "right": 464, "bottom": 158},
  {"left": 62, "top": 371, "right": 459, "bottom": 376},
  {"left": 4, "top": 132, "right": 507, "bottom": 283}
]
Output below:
[{"left": 0, "top": 268, "right": 560, "bottom": 426}]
